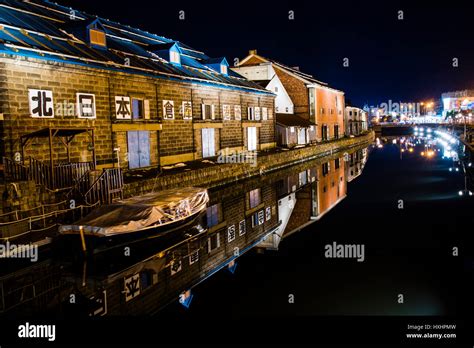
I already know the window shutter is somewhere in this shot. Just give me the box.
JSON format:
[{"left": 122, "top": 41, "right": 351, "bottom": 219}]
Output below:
[
  {"left": 144, "top": 100, "right": 150, "bottom": 119},
  {"left": 255, "top": 107, "right": 261, "bottom": 121},
  {"left": 211, "top": 105, "right": 215, "bottom": 120},
  {"left": 201, "top": 104, "right": 206, "bottom": 119}
]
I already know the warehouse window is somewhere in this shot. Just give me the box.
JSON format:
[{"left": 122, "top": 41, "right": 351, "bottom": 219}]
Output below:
[
  {"left": 89, "top": 29, "right": 106, "bottom": 47},
  {"left": 247, "top": 106, "right": 255, "bottom": 120},
  {"left": 221, "top": 64, "right": 228, "bottom": 75},
  {"left": 201, "top": 104, "right": 215, "bottom": 120},
  {"left": 251, "top": 210, "right": 265, "bottom": 227},
  {"left": 206, "top": 204, "right": 220, "bottom": 227},
  {"left": 207, "top": 233, "right": 220, "bottom": 253},
  {"left": 132, "top": 99, "right": 144, "bottom": 119},
  {"left": 170, "top": 50, "right": 181, "bottom": 65},
  {"left": 322, "top": 162, "right": 330, "bottom": 176},
  {"left": 249, "top": 188, "right": 261, "bottom": 209}
]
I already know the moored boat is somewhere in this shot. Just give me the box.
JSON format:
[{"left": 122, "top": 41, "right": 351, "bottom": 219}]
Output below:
[{"left": 58, "top": 187, "right": 209, "bottom": 253}]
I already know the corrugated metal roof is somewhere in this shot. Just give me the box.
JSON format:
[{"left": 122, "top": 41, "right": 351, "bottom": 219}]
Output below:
[{"left": 0, "top": 0, "right": 273, "bottom": 95}]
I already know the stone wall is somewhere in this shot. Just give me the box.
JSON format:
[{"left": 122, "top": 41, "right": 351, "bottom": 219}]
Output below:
[
  {"left": 0, "top": 55, "right": 275, "bottom": 170},
  {"left": 124, "top": 131, "right": 375, "bottom": 197},
  {"left": 0, "top": 181, "right": 58, "bottom": 215}
]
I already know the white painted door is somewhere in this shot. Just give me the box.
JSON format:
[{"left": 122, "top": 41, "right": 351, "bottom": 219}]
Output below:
[
  {"left": 247, "top": 127, "right": 257, "bottom": 151},
  {"left": 202, "top": 128, "right": 216, "bottom": 158}
]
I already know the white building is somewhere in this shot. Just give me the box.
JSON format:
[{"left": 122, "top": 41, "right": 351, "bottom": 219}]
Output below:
[
  {"left": 233, "top": 61, "right": 294, "bottom": 114},
  {"left": 345, "top": 106, "right": 368, "bottom": 136},
  {"left": 232, "top": 58, "right": 316, "bottom": 147}
]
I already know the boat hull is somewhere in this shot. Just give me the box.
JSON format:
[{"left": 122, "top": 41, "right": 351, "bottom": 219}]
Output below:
[{"left": 57, "top": 210, "right": 205, "bottom": 257}]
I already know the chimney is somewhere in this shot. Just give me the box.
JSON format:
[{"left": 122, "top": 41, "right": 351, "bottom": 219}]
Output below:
[
  {"left": 249, "top": 49, "right": 257, "bottom": 55},
  {"left": 292, "top": 66, "right": 300, "bottom": 71}
]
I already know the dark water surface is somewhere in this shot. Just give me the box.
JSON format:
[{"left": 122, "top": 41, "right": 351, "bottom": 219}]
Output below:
[
  {"left": 160, "top": 135, "right": 473, "bottom": 319},
  {"left": 1, "top": 133, "right": 472, "bottom": 323}
]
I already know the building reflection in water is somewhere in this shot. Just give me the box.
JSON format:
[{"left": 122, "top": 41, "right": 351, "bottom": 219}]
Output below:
[{"left": 0, "top": 145, "right": 369, "bottom": 318}]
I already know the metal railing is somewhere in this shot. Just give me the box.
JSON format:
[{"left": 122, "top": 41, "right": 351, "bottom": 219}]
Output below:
[
  {"left": 0, "top": 201, "right": 99, "bottom": 242},
  {"left": 3, "top": 156, "right": 93, "bottom": 191},
  {"left": 84, "top": 168, "right": 124, "bottom": 205},
  {"left": 2, "top": 157, "right": 28, "bottom": 181}
]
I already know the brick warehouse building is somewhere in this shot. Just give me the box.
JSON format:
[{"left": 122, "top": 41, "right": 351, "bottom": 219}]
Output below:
[
  {"left": 0, "top": 0, "right": 275, "bottom": 182},
  {"left": 232, "top": 50, "right": 345, "bottom": 145}
]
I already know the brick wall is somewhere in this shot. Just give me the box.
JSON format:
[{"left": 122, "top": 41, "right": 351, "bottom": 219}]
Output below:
[
  {"left": 316, "top": 87, "right": 345, "bottom": 141},
  {"left": 273, "top": 67, "right": 310, "bottom": 119},
  {"left": 123, "top": 131, "right": 374, "bottom": 197}
]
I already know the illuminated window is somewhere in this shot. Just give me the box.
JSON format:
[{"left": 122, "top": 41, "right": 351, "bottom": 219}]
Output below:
[
  {"left": 170, "top": 50, "right": 181, "bottom": 64},
  {"left": 89, "top": 29, "right": 106, "bottom": 47},
  {"left": 221, "top": 65, "right": 228, "bottom": 75}
]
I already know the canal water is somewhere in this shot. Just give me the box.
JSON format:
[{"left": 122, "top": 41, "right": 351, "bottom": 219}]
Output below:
[{"left": 1, "top": 131, "right": 472, "bottom": 321}]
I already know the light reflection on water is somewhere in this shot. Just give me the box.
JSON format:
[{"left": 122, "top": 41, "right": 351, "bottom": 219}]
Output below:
[{"left": 1, "top": 130, "right": 472, "bottom": 319}]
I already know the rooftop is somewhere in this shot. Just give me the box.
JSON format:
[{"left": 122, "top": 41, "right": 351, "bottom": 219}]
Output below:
[
  {"left": 237, "top": 49, "right": 344, "bottom": 93},
  {"left": 276, "top": 114, "right": 315, "bottom": 127},
  {"left": 0, "top": 0, "right": 272, "bottom": 94}
]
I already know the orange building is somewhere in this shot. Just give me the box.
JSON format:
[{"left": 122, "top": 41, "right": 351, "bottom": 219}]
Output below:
[{"left": 234, "top": 50, "right": 345, "bottom": 143}]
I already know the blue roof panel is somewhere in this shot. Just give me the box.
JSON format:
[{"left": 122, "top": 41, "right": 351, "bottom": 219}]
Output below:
[{"left": 0, "top": 0, "right": 272, "bottom": 94}]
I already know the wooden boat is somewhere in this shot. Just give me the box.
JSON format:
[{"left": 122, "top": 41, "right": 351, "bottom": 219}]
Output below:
[{"left": 58, "top": 187, "right": 209, "bottom": 252}]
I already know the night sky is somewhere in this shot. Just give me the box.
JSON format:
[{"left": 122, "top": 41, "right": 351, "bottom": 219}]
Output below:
[{"left": 58, "top": 0, "right": 474, "bottom": 107}]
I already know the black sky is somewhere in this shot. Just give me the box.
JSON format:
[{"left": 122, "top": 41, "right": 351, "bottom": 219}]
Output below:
[{"left": 58, "top": 0, "right": 474, "bottom": 107}]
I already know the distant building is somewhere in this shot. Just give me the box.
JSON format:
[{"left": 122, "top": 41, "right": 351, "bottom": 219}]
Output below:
[
  {"left": 345, "top": 106, "right": 368, "bottom": 136},
  {"left": 233, "top": 50, "right": 344, "bottom": 147},
  {"left": 442, "top": 90, "right": 474, "bottom": 115}
]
